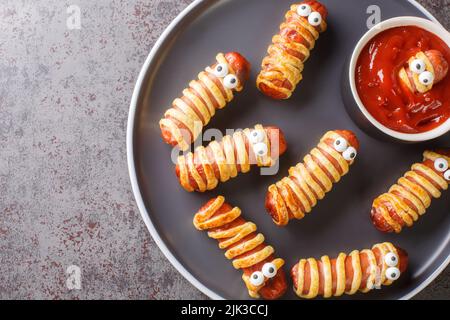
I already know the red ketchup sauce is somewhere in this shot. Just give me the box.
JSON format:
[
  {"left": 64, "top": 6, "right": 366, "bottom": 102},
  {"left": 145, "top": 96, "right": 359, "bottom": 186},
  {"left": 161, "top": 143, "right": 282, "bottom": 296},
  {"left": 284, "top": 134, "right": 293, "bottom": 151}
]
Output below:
[{"left": 356, "top": 26, "right": 450, "bottom": 133}]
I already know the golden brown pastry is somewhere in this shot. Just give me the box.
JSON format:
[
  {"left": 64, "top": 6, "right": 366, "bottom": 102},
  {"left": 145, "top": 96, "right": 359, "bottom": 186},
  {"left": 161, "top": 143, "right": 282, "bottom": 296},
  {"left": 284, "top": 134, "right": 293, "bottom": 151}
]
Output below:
[
  {"left": 160, "top": 52, "right": 250, "bottom": 150},
  {"left": 291, "top": 242, "right": 408, "bottom": 299},
  {"left": 194, "top": 196, "right": 287, "bottom": 299},
  {"left": 256, "top": 1, "right": 328, "bottom": 99},
  {"left": 266, "top": 130, "right": 359, "bottom": 226},
  {"left": 371, "top": 150, "right": 450, "bottom": 233},
  {"left": 399, "top": 50, "right": 448, "bottom": 94},
  {"left": 175, "top": 124, "right": 287, "bottom": 192}
]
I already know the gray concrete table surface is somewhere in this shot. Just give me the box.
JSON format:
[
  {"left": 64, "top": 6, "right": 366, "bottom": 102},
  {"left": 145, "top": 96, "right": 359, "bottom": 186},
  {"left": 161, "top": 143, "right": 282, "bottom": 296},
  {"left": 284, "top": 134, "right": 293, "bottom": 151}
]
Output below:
[{"left": 0, "top": 0, "right": 448, "bottom": 300}]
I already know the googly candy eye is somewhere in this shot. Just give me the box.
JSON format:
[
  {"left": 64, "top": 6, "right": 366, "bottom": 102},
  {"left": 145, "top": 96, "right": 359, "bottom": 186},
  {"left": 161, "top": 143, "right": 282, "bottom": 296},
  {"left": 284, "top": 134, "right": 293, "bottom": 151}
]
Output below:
[
  {"left": 297, "top": 4, "right": 311, "bottom": 17},
  {"left": 223, "top": 74, "right": 238, "bottom": 89},
  {"left": 333, "top": 137, "right": 348, "bottom": 152},
  {"left": 253, "top": 143, "right": 268, "bottom": 157},
  {"left": 434, "top": 158, "right": 449, "bottom": 172},
  {"left": 384, "top": 252, "right": 399, "bottom": 267},
  {"left": 410, "top": 59, "right": 426, "bottom": 74},
  {"left": 249, "top": 130, "right": 265, "bottom": 144},
  {"left": 419, "top": 71, "right": 434, "bottom": 86},
  {"left": 308, "top": 12, "right": 322, "bottom": 27},
  {"left": 212, "top": 63, "right": 229, "bottom": 78},
  {"left": 249, "top": 271, "right": 264, "bottom": 286},
  {"left": 444, "top": 170, "right": 450, "bottom": 181},
  {"left": 343, "top": 147, "right": 357, "bottom": 161},
  {"left": 385, "top": 267, "right": 401, "bottom": 281},
  {"left": 262, "top": 263, "right": 277, "bottom": 278}
]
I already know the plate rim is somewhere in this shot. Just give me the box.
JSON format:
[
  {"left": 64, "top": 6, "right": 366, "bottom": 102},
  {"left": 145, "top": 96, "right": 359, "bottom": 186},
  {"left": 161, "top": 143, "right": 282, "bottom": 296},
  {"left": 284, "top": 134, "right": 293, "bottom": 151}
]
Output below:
[{"left": 127, "top": 0, "right": 448, "bottom": 300}]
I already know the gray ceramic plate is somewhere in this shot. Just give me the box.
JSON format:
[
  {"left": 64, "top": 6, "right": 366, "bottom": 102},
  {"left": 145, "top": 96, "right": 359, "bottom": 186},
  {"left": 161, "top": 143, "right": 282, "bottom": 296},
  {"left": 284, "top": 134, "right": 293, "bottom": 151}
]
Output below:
[{"left": 127, "top": 0, "right": 450, "bottom": 299}]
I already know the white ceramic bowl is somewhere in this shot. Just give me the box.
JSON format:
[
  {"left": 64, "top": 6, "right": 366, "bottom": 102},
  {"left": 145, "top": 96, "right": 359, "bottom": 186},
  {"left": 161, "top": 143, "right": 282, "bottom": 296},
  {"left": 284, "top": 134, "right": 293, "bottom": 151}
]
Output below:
[{"left": 349, "top": 16, "right": 450, "bottom": 142}]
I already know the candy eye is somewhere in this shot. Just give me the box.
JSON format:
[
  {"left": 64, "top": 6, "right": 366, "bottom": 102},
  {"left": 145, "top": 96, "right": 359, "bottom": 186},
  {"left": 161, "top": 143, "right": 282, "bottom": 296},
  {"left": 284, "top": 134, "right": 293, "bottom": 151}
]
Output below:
[
  {"left": 343, "top": 147, "right": 357, "bottom": 161},
  {"left": 410, "top": 59, "right": 426, "bottom": 74},
  {"left": 419, "top": 71, "right": 434, "bottom": 86},
  {"left": 262, "top": 263, "right": 277, "bottom": 278},
  {"left": 385, "top": 267, "right": 401, "bottom": 281},
  {"left": 384, "top": 252, "right": 399, "bottom": 267},
  {"left": 297, "top": 4, "right": 311, "bottom": 17},
  {"left": 223, "top": 74, "right": 238, "bottom": 89},
  {"left": 434, "top": 158, "right": 449, "bottom": 172},
  {"left": 253, "top": 143, "right": 268, "bottom": 157},
  {"left": 333, "top": 137, "right": 348, "bottom": 152},
  {"left": 308, "top": 12, "right": 322, "bottom": 26},
  {"left": 444, "top": 170, "right": 450, "bottom": 181},
  {"left": 249, "top": 271, "right": 264, "bottom": 286},
  {"left": 212, "top": 63, "right": 228, "bottom": 78},
  {"left": 249, "top": 130, "right": 265, "bottom": 144}
]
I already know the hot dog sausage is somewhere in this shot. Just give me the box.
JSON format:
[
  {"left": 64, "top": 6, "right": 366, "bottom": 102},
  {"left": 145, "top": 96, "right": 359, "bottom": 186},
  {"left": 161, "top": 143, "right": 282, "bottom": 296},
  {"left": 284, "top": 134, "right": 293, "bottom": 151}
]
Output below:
[
  {"left": 257, "top": 1, "right": 328, "bottom": 100},
  {"left": 160, "top": 52, "right": 250, "bottom": 150},
  {"left": 194, "top": 196, "right": 287, "bottom": 300},
  {"left": 176, "top": 125, "right": 287, "bottom": 192},
  {"left": 371, "top": 149, "right": 450, "bottom": 233},
  {"left": 399, "top": 50, "right": 448, "bottom": 94},
  {"left": 266, "top": 130, "right": 359, "bottom": 226},
  {"left": 291, "top": 243, "right": 408, "bottom": 299}
]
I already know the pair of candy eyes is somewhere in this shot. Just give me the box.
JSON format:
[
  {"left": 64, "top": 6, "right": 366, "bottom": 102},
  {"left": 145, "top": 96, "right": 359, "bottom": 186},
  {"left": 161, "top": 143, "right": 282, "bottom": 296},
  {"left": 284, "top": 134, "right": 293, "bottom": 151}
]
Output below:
[
  {"left": 249, "top": 263, "right": 277, "bottom": 287},
  {"left": 211, "top": 63, "right": 239, "bottom": 89},
  {"left": 333, "top": 138, "right": 357, "bottom": 161},
  {"left": 409, "top": 59, "right": 435, "bottom": 86},
  {"left": 434, "top": 158, "right": 450, "bottom": 181},
  {"left": 384, "top": 252, "right": 401, "bottom": 281},
  {"left": 250, "top": 130, "right": 268, "bottom": 157},
  {"left": 297, "top": 4, "right": 323, "bottom": 27}
]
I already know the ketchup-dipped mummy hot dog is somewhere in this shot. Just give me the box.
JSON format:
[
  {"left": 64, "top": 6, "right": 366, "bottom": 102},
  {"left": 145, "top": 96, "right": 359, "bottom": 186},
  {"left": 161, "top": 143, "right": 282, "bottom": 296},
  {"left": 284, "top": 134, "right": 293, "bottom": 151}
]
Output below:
[
  {"left": 160, "top": 52, "right": 251, "bottom": 151},
  {"left": 266, "top": 130, "right": 359, "bottom": 226},
  {"left": 176, "top": 124, "right": 287, "bottom": 192},
  {"left": 256, "top": 1, "right": 328, "bottom": 100},
  {"left": 291, "top": 242, "right": 408, "bottom": 299},
  {"left": 194, "top": 196, "right": 287, "bottom": 299},
  {"left": 399, "top": 50, "right": 449, "bottom": 94},
  {"left": 371, "top": 150, "right": 450, "bottom": 233}
]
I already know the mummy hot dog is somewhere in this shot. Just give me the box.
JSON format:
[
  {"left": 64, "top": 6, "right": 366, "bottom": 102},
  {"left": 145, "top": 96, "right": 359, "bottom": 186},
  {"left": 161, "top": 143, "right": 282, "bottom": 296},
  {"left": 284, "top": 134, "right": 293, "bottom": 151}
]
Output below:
[
  {"left": 194, "top": 196, "right": 287, "bottom": 299},
  {"left": 176, "top": 124, "right": 287, "bottom": 192},
  {"left": 266, "top": 130, "right": 359, "bottom": 226},
  {"left": 256, "top": 1, "right": 328, "bottom": 99},
  {"left": 291, "top": 242, "right": 408, "bottom": 299},
  {"left": 160, "top": 52, "right": 251, "bottom": 151},
  {"left": 371, "top": 150, "right": 450, "bottom": 233},
  {"left": 399, "top": 50, "right": 449, "bottom": 94}
]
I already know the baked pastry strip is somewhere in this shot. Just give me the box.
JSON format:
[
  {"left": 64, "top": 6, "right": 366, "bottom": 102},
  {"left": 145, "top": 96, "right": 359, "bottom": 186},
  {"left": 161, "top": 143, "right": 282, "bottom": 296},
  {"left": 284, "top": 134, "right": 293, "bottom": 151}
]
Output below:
[
  {"left": 176, "top": 124, "right": 287, "bottom": 192},
  {"left": 371, "top": 150, "right": 450, "bottom": 233},
  {"left": 194, "top": 196, "right": 287, "bottom": 299},
  {"left": 265, "top": 130, "right": 359, "bottom": 226},
  {"left": 257, "top": 1, "right": 328, "bottom": 99},
  {"left": 160, "top": 52, "right": 250, "bottom": 150},
  {"left": 399, "top": 50, "right": 448, "bottom": 94},
  {"left": 291, "top": 242, "right": 408, "bottom": 299}
]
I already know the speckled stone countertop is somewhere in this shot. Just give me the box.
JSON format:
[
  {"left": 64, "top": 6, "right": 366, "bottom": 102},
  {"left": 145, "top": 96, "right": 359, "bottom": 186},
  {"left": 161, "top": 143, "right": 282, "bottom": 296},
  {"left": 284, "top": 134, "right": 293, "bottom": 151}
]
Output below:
[{"left": 0, "top": 0, "right": 449, "bottom": 300}]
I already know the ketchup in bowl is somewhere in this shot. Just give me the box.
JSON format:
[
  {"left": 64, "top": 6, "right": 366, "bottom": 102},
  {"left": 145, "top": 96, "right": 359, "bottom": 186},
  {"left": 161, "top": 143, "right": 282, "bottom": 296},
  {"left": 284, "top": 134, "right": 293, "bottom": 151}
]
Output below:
[{"left": 355, "top": 26, "right": 450, "bottom": 134}]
